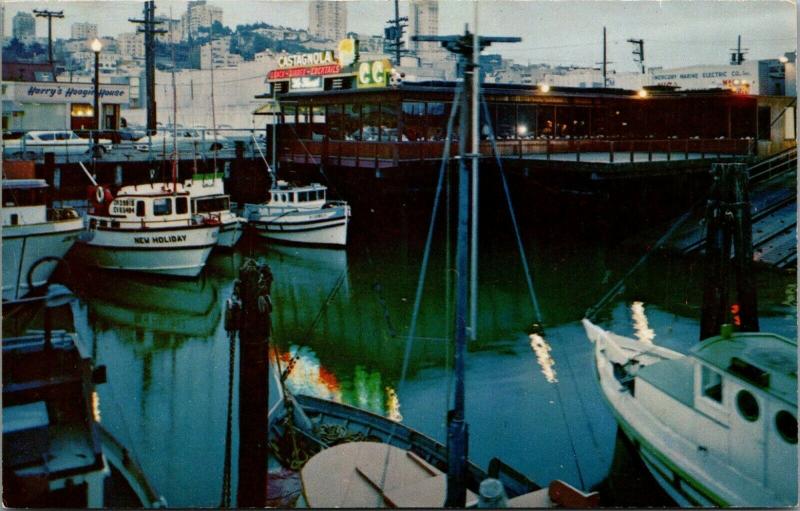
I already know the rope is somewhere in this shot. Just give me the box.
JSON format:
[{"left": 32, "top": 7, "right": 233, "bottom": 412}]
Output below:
[{"left": 479, "top": 97, "right": 543, "bottom": 324}]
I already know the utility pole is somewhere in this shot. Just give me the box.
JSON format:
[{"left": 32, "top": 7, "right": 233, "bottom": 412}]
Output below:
[
  {"left": 33, "top": 9, "right": 63, "bottom": 67},
  {"left": 414, "top": 28, "right": 520, "bottom": 509},
  {"left": 384, "top": 0, "right": 408, "bottom": 66},
  {"left": 595, "top": 27, "right": 613, "bottom": 88},
  {"left": 730, "top": 35, "right": 748, "bottom": 65},
  {"left": 627, "top": 38, "right": 644, "bottom": 74},
  {"left": 130, "top": 1, "right": 166, "bottom": 134}
]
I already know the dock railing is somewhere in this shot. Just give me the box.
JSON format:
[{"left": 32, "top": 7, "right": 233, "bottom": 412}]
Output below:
[{"left": 279, "top": 137, "right": 755, "bottom": 168}]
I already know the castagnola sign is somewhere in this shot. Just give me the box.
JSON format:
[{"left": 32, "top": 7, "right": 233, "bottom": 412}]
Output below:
[
  {"left": 277, "top": 51, "right": 336, "bottom": 69},
  {"left": 12, "top": 82, "right": 130, "bottom": 104}
]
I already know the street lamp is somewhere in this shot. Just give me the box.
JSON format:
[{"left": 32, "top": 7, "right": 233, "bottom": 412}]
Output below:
[{"left": 91, "top": 38, "right": 102, "bottom": 154}]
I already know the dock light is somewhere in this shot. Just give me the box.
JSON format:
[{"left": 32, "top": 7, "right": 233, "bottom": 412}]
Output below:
[
  {"left": 734, "top": 79, "right": 741, "bottom": 85},
  {"left": 91, "top": 38, "right": 102, "bottom": 153},
  {"left": 517, "top": 124, "right": 528, "bottom": 136},
  {"left": 637, "top": 89, "right": 648, "bottom": 98},
  {"left": 539, "top": 83, "right": 550, "bottom": 93},
  {"left": 90, "top": 37, "right": 103, "bottom": 53}
]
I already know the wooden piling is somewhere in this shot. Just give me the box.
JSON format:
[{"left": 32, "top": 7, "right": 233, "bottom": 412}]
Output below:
[{"left": 236, "top": 259, "right": 272, "bottom": 507}]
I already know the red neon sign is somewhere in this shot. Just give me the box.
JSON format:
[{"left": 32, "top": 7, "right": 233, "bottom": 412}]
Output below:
[{"left": 267, "top": 64, "right": 342, "bottom": 81}]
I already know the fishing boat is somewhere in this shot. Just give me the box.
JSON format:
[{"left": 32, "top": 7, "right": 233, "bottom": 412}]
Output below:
[
  {"left": 583, "top": 320, "right": 797, "bottom": 506},
  {"left": 262, "top": 27, "right": 599, "bottom": 508},
  {"left": 2, "top": 179, "right": 83, "bottom": 301},
  {"left": 184, "top": 174, "right": 245, "bottom": 248},
  {"left": 243, "top": 181, "right": 350, "bottom": 247},
  {"left": 74, "top": 182, "right": 219, "bottom": 277}
]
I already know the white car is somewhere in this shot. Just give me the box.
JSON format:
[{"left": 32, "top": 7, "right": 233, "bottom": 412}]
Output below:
[
  {"left": 135, "top": 128, "right": 228, "bottom": 153},
  {"left": 3, "top": 131, "right": 113, "bottom": 158}
]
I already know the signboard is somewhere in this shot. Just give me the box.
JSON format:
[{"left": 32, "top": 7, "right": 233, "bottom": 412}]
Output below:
[
  {"left": 268, "top": 64, "right": 341, "bottom": 81},
  {"left": 13, "top": 82, "right": 130, "bottom": 104},
  {"left": 278, "top": 51, "right": 336, "bottom": 69},
  {"left": 357, "top": 59, "right": 391, "bottom": 89},
  {"left": 290, "top": 76, "right": 324, "bottom": 92}
]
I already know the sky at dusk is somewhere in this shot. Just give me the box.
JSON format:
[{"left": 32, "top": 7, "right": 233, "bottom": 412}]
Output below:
[{"left": 2, "top": 0, "right": 796, "bottom": 72}]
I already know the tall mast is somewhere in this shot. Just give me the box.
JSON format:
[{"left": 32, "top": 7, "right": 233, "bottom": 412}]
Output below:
[
  {"left": 170, "top": 10, "right": 178, "bottom": 193},
  {"left": 469, "top": 3, "right": 480, "bottom": 341},
  {"left": 209, "top": 22, "right": 218, "bottom": 175},
  {"left": 413, "top": 29, "right": 520, "bottom": 508}
]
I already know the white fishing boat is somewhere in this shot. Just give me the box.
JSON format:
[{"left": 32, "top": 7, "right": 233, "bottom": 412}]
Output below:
[
  {"left": 75, "top": 183, "right": 219, "bottom": 277},
  {"left": 583, "top": 319, "right": 797, "bottom": 507},
  {"left": 184, "top": 174, "right": 245, "bottom": 248},
  {"left": 2, "top": 179, "right": 83, "bottom": 301},
  {"left": 243, "top": 181, "right": 350, "bottom": 247}
]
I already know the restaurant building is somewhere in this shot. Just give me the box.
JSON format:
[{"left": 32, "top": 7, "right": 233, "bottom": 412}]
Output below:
[{"left": 2, "top": 62, "right": 130, "bottom": 132}]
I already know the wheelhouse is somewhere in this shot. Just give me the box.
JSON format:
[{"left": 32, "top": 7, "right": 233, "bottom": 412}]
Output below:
[{"left": 268, "top": 182, "right": 327, "bottom": 208}]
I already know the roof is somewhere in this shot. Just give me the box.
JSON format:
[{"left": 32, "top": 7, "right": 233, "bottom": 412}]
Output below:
[
  {"left": 2, "top": 179, "right": 49, "bottom": 190},
  {"left": 2, "top": 62, "right": 56, "bottom": 82},
  {"left": 691, "top": 332, "right": 797, "bottom": 406}
]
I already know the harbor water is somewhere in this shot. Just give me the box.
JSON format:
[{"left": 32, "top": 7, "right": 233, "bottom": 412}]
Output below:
[{"left": 13, "top": 216, "right": 795, "bottom": 507}]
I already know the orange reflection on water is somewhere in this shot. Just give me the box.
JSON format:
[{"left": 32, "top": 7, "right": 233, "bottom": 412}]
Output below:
[
  {"left": 529, "top": 333, "right": 558, "bottom": 383},
  {"left": 631, "top": 301, "right": 655, "bottom": 344},
  {"left": 385, "top": 386, "right": 403, "bottom": 422},
  {"left": 269, "top": 347, "right": 343, "bottom": 402}
]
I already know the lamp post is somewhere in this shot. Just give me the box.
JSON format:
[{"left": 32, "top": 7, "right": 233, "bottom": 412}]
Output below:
[{"left": 91, "top": 38, "right": 103, "bottom": 153}]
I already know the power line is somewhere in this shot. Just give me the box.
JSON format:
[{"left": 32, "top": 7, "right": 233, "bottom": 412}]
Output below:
[{"left": 33, "top": 9, "right": 64, "bottom": 67}]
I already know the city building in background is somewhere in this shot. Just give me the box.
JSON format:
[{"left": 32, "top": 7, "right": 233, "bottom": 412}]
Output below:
[
  {"left": 181, "top": 0, "right": 222, "bottom": 41},
  {"left": 70, "top": 22, "right": 97, "bottom": 41},
  {"left": 117, "top": 32, "right": 145, "bottom": 60},
  {"left": 408, "top": 0, "right": 439, "bottom": 63},
  {"left": 12, "top": 12, "right": 36, "bottom": 43},
  {"left": 308, "top": 0, "right": 347, "bottom": 42}
]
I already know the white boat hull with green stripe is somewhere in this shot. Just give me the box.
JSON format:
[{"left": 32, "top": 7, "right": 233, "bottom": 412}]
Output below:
[{"left": 583, "top": 319, "right": 797, "bottom": 507}]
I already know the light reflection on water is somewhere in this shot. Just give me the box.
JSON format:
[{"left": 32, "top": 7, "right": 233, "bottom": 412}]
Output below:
[
  {"left": 50, "top": 230, "right": 796, "bottom": 507},
  {"left": 630, "top": 301, "right": 655, "bottom": 344}
]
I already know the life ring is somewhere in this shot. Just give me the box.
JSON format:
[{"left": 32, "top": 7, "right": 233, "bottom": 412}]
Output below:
[{"left": 95, "top": 186, "right": 105, "bottom": 204}]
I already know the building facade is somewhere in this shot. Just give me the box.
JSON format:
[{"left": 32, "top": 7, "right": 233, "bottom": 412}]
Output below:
[
  {"left": 199, "top": 36, "right": 242, "bottom": 69},
  {"left": 154, "top": 16, "right": 182, "bottom": 44},
  {"left": 70, "top": 22, "right": 98, "bottom": 41},
  {"left": 12, "top": 12, "right": 36, "bottom": 43},
  {"left": 308, "top": 1, "right": 347, "bottom": 42},
  {"left": 408, "top": 0, "right": 439, "bottom": 62},
  {"left": 181, "top": 0, "right": 223, "bottom": 41},
  {"left": 117, "top": 32, "right": 145, "bottom": 60}
]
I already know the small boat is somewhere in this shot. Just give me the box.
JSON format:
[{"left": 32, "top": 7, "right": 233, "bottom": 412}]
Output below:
[
  {"left": 583, "top": 319, "right": 797, "bottom": 507},
  {"left": 3, "top": 287, "right": 166, "bottom": 508},
  {"left": 2, "top": 179, "right": 83, "bottom": 301},
  {"left": 184, "top": 173, "right": 245, "bottom": 248},
  {"left": 243, "top": 181, "right": 351, "bottom": 247},
  {"left": 75, "top": 183, "right": 219, "bottom": 277}
]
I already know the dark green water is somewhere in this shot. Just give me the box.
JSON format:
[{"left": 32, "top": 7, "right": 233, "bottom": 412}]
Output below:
[{"left": 19, "top": 223, "right": 794, "bottom": 507}]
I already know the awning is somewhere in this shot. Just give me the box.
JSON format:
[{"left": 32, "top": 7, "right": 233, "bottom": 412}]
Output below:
[
  {"left": 253, "top": 101, "right": 281, "bottom": 115},
  {"left": 2, "top": 100, "right": 25, "bottom": 113}
]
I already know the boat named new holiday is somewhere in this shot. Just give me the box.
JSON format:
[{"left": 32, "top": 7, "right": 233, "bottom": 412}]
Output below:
[{"left": 75, "top": 182, "right": 219, "bottom": 277}]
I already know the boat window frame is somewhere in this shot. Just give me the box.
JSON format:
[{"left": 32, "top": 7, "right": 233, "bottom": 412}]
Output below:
[
  {"left": 735, "top": 389, "right": 759, "bottom": 422},
  {"left": 136, "top": 200, "right": 146, "bottom": 217},
  {"left": 175, "top": 196, "right": 188, "bottom": 215},
  {"left": 775, "top": 410, "right": 798, "bottom": 444},
  {"left": 153, "top": 197, "right": 172, "bottom": 216},
  {"left": 701, "top": 365, "right": 724, "bottom": 404}
]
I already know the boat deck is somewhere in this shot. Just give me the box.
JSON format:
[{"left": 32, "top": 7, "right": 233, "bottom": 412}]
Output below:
[{"left": 637, "top": 357, "right": 695, "bottom": 408}]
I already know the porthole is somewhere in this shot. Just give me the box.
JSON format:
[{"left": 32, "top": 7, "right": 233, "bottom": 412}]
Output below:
[
  {"left": 775, "top": 411, "right": 798, "bottom": 444},
  {"left": 736, "top": 390, "right": 759, "bottom": 422}
]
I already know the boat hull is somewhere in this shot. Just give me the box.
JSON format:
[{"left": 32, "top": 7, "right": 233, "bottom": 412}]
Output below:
[
  {"left": 217, "top": 218, "right": 244, "bottom": 248},
  {"left": 2, "top": 218, "right": 84, "bottom": 301},
  {"left": 75, "top": 224, "right": 218, "bottom": 277},
  {"left": 245, "top": 204, "right": 349, "bottom": 247}
]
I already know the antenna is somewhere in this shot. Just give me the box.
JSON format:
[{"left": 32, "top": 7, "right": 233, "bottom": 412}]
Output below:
[
  {"left": 627, "top": 38, "right": 644, "bottom": 74},
  {"left": 33, "top": 9, "right": 64, "bottom": 67},
  {"left": 130, "top": 1, "right": 166, "bottom": 134}
]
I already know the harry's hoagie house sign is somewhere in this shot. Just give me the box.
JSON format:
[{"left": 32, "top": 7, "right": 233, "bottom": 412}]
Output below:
[{"left": 266, "top": 39, "right": 392, "bottom": 92}]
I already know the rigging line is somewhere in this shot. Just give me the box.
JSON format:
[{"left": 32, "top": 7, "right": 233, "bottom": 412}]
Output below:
[
  {"left": 209, "top": 28, "right": 219, "bottom": 174},
  {"left": 282, "top": 121, "right": 343, "bottom": 200},
  {"left": 375, "top": 86, "right": 463, "bottom": 500},
  {"left": 584, "top": 204, "right": 699, "bottom": 322},
  {"left": 478, "top": 96, "right": 542, "bottom": 324}
]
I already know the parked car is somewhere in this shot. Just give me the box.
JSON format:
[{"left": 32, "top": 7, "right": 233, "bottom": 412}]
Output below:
[
  {"left": 3, "top": 130, "right": 113, "bottom": 158},
  {"left": 134, "top": 128, "right": 228, "bottom": 153}
]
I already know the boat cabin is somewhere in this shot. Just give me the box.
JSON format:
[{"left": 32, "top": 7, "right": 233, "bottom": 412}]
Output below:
[
  {"left": 183, "top": 176, "right": 231, "bottom": 214},
  {"left": 2, "top": 179, "right": 49, "bottom": 226},
  {"left": 267, "top": 181, "right": 327, "bottom": 209},
  {"left": 634, "top": 331, "right": 797, "bottom": 497},
  {"left": 89, "top": 183, "right": 197, "bottom": 228}
]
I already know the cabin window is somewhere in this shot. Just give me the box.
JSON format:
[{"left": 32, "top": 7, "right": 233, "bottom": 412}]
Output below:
[
  {"left": 136, "top": 201, "right": 145, "bottom": 217},
  {"left": 10, "top": 213, "right": 18, "bottom": 225},
  {"left": 196, "top": 197, "right": 229, "bottom": 213},
  {"left": 288, "top": 193, "right": 295, "bottom": 202},
  {"left": 701, "top": 366, "right": 723, "bottom": 403},
  {"left": 153, "top": 198, "right": 172, "bottom": 216},
  {"left": 736, "top": 390, "right": 759, "bottom": 422},
  {"left": 99, "top": 220, "right": 107, "bottom": 228},
  {"left": 298, "top": 191, "right": 308, "bottom": 202},
  {"left": 176, "top": 197, "right": 188, "bottom": 214},
  {"left": 758, "top": 107, "right": 772, "bottom": 140},
  {"left": 111, "top": 220, "right": 120, "bottom": 229},
  {"left": 775, "top": 411, "right": 797, "bottom": 444}
]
